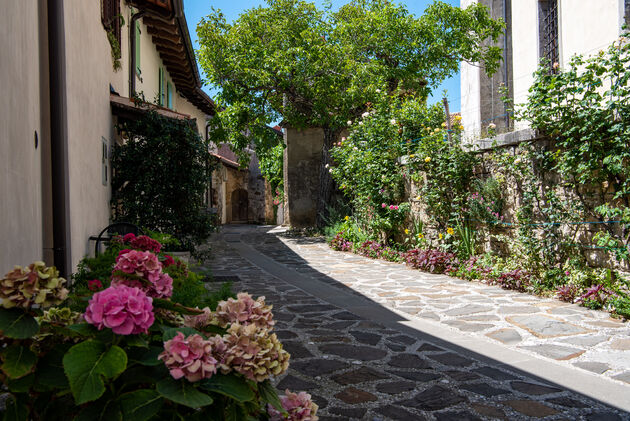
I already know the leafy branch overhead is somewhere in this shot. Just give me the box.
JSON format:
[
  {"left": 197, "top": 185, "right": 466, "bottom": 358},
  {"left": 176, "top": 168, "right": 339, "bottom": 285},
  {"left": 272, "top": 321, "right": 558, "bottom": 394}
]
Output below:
[{"left": 196, "top": 0, "right": 505, "bottom": 158}]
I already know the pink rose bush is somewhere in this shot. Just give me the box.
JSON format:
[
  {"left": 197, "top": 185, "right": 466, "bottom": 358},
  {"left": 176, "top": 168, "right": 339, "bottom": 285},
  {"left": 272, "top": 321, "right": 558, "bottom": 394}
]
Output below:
[
  {"left": 111, "top": 250, "right": 173, "bottom": 298},
  {"left": 159, "top": 332, "right": 218, "bottom": 382},
  {"left": 268, "top": 390, "right": 319, "bottom": 421},
  {"left": 84, "top": 285, "right": 154, "bottom": 335}
]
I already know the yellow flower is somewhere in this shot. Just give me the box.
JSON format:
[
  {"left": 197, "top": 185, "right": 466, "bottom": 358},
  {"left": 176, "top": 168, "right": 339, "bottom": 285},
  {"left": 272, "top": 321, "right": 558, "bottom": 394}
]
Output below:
[
  {"left": 409, "top": 154, "right": 415, "bottom": 158},
  {"left": 438, "top": 233, "right": 443, "bottom": 240},
  {"left": 434, "top": 128, "right": 440, "bottom": 132},
  {"left": 447, "top": 227, "right": 454, "bottom": 235},
  {"left": 458, "top": 125, "right": 464, "bottom": 130},
  {"left": 441, "top": 122, "right": 447, "bottom": 127},
  {"left": 425, "top": 157, "right": 431, "bottom": 163},
  {"left": 415, "top": 195, "right": 421, "bottom": 201},
  {"left": 404, "top": 229, "right": 410, "bottom": 235},
  {"left": 417, "top": 233, "right": 424, "bottom": 239},
  {"left": 344, "top": 216, "right": 350, "bottom": 221},
  {"left": 454, "top": 115, "right": 462, "bottom": 121}
]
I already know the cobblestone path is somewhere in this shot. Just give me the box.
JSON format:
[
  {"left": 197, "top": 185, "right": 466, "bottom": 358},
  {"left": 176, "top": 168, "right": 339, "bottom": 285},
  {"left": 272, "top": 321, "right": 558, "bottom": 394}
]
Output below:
[{"left": 203, "top": 225, "right": 630, "bottom": 420}]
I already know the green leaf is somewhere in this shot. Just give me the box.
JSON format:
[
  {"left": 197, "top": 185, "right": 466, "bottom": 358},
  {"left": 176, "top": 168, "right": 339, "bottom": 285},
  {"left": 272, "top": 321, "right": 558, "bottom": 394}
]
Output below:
[
  {"left": 124, "top": 335, "right": 148, "bottom": 348},
  {"left": 134, "top": 345, "right": 163, "bottom": 366},
  {"left": 0, "top": 308, "right": 39, "bottom": 339},
  {"left": 73, "top": 397, "right": 122, "bottom": 421},
  {"left": 3, "top": 394, "right": 29, "bottom": 421},
  {"left": 63, "top": 340, "right": 127, "bottom": 404},
  {"left": 36, "top": 345, "right": 70, "bottom": 390},
  {"left": 7, "top": 374, "right": 34, "bottom": 393},
  {"left": 156, "top": 377, "right": 213, "bottom": 408},
  {"left": 1, "top": 345, "right": 37, "bottom": 379},
  {"left": 66, "top": 323, "right": 98, "bottom": 337},
  {"left": 200, "top": 374, "right": 255, "bottom": 402},
  {"left": 162, "top": 326, "right": 202, "bottom": 341},
  {"left": 258, "top": 380, "right": 284, "bottom": 413},
  {"left": 118, "top": 389, "right": 163, "bottom": 421}
]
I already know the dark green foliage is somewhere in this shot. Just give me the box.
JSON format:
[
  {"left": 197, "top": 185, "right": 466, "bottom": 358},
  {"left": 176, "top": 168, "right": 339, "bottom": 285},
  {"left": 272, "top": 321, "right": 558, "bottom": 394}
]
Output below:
[{"left": 111, "top": 109, "right": 218, "bottom": 251}]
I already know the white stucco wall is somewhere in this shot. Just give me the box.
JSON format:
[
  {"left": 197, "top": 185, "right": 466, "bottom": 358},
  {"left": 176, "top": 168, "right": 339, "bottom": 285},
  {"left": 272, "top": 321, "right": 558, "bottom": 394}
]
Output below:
[
  {"left": 0, "top": 1, "right": 45, "bottom": 273},
  {"left": 64, "top": 1, "right": 115, "bottom": 270},
  {"left": 135, "top": 18, "right": 176, "bottom": 106},
  {"left": 462, "top": 0, "right": 626, "bottom": 136},
  {"left": 176, "top": 96, "right": 209, "bottom": 136}
]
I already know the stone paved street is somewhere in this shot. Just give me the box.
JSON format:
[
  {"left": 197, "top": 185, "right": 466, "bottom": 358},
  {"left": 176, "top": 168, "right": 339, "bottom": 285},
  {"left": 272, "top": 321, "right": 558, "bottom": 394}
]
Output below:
[{"left": 203, "top": 225, "right": 630, "bottom": 420}]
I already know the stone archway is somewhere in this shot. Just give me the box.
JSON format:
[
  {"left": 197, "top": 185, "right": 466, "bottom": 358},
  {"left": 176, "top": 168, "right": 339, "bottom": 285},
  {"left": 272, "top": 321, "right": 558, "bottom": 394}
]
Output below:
[{"left": 231, "top": 189, "right": 248, "bottom": 223}]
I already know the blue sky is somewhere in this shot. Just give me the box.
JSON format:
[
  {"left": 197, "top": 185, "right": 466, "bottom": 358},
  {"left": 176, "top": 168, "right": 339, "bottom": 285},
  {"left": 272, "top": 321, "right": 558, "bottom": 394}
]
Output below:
[{"left": 183, "top": 0, "right": 461, "bottom": 112}]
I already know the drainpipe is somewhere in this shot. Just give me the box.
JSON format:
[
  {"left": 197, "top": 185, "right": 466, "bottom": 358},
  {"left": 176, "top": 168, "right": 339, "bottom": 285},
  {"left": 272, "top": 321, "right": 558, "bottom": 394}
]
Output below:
[
  {"left": 129, "top": 10, "right": 145, "bottom": 97},
  {"left": 48, "top": 0, "right": 72, "bottom": 277},
  {"left": 503, "top": 0, "right": 510, "bottom": 130}
]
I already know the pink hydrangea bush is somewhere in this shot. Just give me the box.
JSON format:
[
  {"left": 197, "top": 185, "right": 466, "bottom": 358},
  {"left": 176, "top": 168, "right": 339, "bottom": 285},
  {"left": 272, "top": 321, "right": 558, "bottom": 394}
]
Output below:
[
  {"left": 182, "top": 306, "right": 213, "bottom": 329},
  {"left": 214, "top": 292, "right": 275, "bottom": 329},
  {"left": 120, "top": 233, "right": 162, "bottom": 253},
  {"left": 268, "top": 389, "right": 319, "bottom": 421},
  {"left": 158, "top": 332, "right": 219, "bottom": 382},
  {"left": 84, "top": 285, "right": 154, "bottom": 335},
  {"left": 111, "top": 250, "right": 173, "bottom": 298}
]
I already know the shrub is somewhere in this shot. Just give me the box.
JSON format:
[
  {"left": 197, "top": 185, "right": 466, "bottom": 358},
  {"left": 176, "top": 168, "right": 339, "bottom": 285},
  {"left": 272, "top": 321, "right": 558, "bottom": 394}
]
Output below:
[
  {"left": 403, "top": 249, "right": 458, "bottom": 274},
  {"left": 578, "top": 284, "right": 617, "bottom": 310},
  {"left": 556, "top": 284, "right": 579, "bottom": 302},
  {"left": 496, "top": 269, "right": 531, "bottom": 292},
  {"left": 329, "top": 231, "right": 353, "bottom": 252},
  {"left": 0, "top": 241, "right": 312, "bottom": 420},
  {"left": 112, "top": 108, "right": 218, "bottom": 252}
]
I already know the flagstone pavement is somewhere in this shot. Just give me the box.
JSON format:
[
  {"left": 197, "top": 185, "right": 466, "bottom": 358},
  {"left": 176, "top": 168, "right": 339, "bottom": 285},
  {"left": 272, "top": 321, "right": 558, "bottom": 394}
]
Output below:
[{"left": 202, "top": 225, "right": 630, "bottom": 420}]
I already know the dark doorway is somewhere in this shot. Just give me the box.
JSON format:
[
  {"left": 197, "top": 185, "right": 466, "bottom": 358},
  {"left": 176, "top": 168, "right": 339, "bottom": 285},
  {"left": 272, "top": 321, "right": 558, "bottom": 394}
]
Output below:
[{"left": 231, "top": 189, "right": 248, "bottom": 223}]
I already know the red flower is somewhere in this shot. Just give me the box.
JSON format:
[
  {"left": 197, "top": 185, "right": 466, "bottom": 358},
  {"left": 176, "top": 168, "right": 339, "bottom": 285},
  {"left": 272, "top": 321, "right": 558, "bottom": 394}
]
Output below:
[
  {"left": 129, "top": 235, "right": 162, "bottom": 253},
  {"left": 162, "top": 255, "right": 175, "bottom": 267},
  {"left": 122, "top": 233, "right": 136, "bottom": 242},
  {"left": 88, "top": 279, "right": 103, "bottom": 291}
]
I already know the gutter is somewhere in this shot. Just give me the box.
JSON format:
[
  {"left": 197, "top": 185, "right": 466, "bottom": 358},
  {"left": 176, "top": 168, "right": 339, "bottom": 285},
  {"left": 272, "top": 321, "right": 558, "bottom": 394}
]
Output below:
[{"left": 48, "top": 0, "right": 72, "bottom": 277}]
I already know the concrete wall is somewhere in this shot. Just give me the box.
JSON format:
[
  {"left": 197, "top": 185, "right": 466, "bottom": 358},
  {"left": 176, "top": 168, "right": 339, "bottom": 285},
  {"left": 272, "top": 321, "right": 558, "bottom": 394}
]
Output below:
[
  {"left": 283, "top": 127, "right": 324, "bottom": 228},
  {"left": 462, "top": 0, "right": 625, "bottom": 139},
  {"left": 63, "top": 0, "right": 116, "bottom": 270},
  {"left": 0, "top": 1, "right": 47, "bottom": 274}
]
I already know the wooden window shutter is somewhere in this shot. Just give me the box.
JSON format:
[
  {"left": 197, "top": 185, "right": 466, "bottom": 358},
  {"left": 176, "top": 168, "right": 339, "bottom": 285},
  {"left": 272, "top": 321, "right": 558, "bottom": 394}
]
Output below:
[{"left": 135, "top": 21, "right": 141, "bottom": 74}]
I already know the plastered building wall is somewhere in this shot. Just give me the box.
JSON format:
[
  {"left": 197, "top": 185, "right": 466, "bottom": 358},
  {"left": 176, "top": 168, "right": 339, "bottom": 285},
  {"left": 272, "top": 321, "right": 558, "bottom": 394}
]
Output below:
[{"left": 0, "top": 1, "right": 46, "bottom": 273}]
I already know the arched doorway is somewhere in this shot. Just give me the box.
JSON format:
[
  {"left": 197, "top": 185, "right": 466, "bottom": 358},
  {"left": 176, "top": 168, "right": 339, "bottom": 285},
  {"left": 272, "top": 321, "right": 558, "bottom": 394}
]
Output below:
[{"left": 231, "top": 189, "right": 248, "bottom": 223}]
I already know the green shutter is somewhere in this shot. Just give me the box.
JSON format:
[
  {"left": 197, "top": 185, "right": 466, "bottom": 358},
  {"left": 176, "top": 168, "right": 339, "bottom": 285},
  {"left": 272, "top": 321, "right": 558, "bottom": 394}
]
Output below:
[
  {"left": 167, "top": 82, "right": 173, "bottom": 109},
  {"left": 158, "top": 67, "right": 164, "bottom": 105},
  {"left": 135, "top": 21, "right": 141, "bottom": 74}
]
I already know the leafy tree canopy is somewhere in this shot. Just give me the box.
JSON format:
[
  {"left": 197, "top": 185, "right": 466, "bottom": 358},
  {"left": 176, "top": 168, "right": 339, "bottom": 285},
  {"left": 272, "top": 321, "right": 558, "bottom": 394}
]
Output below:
[{"left": 197, "top": 0, "right": 505, "bottom": 160}]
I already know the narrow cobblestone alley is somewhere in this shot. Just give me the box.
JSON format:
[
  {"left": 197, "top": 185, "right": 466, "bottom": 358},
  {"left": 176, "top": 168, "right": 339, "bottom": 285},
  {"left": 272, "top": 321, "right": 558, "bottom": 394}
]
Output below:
[{"left": 202, "top": 225, "right": 630, "bottom": 420}]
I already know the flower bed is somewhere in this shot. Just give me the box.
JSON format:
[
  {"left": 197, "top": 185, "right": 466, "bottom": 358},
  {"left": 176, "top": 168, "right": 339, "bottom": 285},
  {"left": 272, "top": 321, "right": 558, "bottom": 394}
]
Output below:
[{"left": 0, "top": 236, "right": 318, "bottom": 420}]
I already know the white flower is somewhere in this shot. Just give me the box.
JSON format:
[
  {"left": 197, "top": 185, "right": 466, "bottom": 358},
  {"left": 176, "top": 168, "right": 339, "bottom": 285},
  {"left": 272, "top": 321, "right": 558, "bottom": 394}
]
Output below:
[
  {"left": 341, "top": 137, "right": 346, "bottom": 141},
  {"left": 325, "top": 164, "right": 329, "bottom": 168},
  {"left": 359, "top": 121, "right": 363, "bottom": 125},
  {"left": 353, "top": 146, "right": 358, "bottom": 151},
  {"left": 390, "top": 119, "right": 397, "bottom": 125},
  {"left": 329, "top": 168, "right": 333, "bottom": 173},
  {"left": 362, "top": 112, "right": 370, "bottom": 118},
  {"left": 347, "top": 120, "right": 352, "bottom": 126},
  {"left": 514, "top": 158, "right": 521, "bottom": 165},
  {"left": 376, "top": 89, "right": 381, "bottom": 93},
  {"left": 488, "top": 122, "right": 497, "bottom": 130}
]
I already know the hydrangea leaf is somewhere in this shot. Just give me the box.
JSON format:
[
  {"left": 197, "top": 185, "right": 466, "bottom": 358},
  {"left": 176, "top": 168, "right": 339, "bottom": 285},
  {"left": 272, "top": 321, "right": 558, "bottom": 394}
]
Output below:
[
  {"left": 63, "top": 340, "right": 127, "bottom": 404},
  {"left": 1, "top": 345, "right": 37, "bottom": 379},
  {"left": 156, "top": 377, "right": 213, "bottom": 408},
  {"left": 118, "top": 389, "right": 163, "bottom": 421},
  {"left": 200, "top": 374, "right": 255, "bottom": 402},
  {"left": 0, "top": 308, "right": 39, "bottom": 339}
]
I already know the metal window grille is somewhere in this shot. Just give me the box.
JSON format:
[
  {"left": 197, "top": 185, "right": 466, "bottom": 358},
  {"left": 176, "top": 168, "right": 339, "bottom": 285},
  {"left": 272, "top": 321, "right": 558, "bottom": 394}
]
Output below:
[
  {"left": 102, "top": 0, "right": 121, "bottom": 47},
  {"left": 540, "top": 0, "right": 559, "bottom": 71}
]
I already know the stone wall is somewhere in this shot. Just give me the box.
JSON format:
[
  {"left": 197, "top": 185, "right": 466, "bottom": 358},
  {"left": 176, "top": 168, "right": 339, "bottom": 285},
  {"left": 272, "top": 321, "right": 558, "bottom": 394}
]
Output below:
[
  {"left": 283, "top": 127, "right": 324, "bottom": 228},
  {"left": 407, "top": 133, "right": 628, "bottom": 271}
]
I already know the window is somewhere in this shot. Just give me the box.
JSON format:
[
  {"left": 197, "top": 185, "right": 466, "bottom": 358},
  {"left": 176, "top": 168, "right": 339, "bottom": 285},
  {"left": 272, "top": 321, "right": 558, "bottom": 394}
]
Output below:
[
  {"left": 101, "top": 0, "right": 121, "bottom": 46},
  {"left": 626, "top": 0, "right": 630, "bottom": 27},
  {"left": 102, "top": 138, "right": 109, "bottom": 186},
  {"left": 135, "top": 21, "right": 141, "bottom": 75},
  {"left": 167, "top": 82, "right": 173, "bottom": 109},
  {"left": 539, "top": 0, "right": 559, "bottom": 71}
]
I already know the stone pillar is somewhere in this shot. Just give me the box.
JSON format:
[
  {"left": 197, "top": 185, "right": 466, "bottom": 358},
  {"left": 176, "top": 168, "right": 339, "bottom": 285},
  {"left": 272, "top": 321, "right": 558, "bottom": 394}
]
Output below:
[{"left": 283, "top": 127, "right": 324, "bottom": 228}]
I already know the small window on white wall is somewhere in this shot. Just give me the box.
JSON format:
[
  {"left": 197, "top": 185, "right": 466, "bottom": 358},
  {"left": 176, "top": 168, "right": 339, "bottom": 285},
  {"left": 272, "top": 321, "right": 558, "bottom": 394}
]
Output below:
[{"left": 102, "top": 137, "right": 109, "bottom": 186}]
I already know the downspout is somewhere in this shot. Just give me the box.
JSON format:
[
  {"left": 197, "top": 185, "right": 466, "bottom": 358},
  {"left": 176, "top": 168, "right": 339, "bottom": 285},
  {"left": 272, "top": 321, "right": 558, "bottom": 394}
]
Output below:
[
  {"left": 129, "top": 10, "right": 145, "bottom": 97},
  {"left": 48, "top": 0, "right": 72, "bottom": 277},
  {"left": 503, "top": 0, "right": 510, "bottom": 130}
]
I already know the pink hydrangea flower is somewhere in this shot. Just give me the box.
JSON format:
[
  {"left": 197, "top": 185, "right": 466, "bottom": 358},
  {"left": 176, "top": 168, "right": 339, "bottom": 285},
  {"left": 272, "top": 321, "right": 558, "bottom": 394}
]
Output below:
[
  {"left": 113, "top": 250, "right": 161, "bottom": 282},
  {"left": 162, "top": 255, "right": 175, "bottom": 267},
  {"left": 159, "top": 332, "right": 219, "bottom": 382},
  {"left": 129, "top": 235, "right": 162, "bottom": 253},
  {"left": 268, "top": 389, "right": 319, "bottom": 421},
  {"left": 183, "top": 307, "right": 214, "bottom": 329},
  {"left": 147, "top": 272, "right": 173, "bottom": 299},
  {"left": 122, "top": 233, "right": 136, "bottom": 242},
  {"left": 214, "top": 292, "right": 274, "bottom": 329},
  {"left": 84, "top": 285, "right": 154, "bottom": 335}
]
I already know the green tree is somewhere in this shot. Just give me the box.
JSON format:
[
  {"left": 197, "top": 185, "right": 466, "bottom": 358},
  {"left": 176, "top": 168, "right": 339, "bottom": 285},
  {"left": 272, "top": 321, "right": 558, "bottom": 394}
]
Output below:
[{"left": 197, "top": 0, "right": 504, "bottom": 225}]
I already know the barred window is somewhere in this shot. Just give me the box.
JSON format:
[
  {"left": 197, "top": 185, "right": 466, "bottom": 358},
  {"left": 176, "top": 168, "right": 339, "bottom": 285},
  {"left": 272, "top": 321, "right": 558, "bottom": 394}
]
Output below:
[
  {"left": 102, "top": 0, "right": 121, "bottom": 47},
  {"left": 539, "top": 0, "right": 559, "bottom": 71}
]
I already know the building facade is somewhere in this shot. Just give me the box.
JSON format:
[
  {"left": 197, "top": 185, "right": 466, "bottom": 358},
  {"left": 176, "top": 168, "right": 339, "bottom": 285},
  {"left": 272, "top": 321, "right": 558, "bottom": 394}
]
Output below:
[
  {"left": 461, "top": 0, "right": 628, "bottom": 143},
  {"left": 0, "top": 0, "right": 214, "bottom": 277}
]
